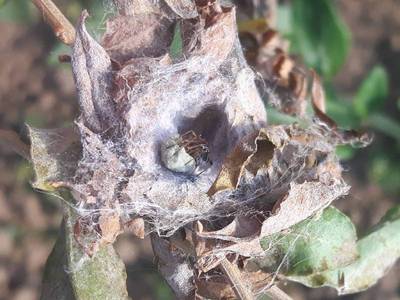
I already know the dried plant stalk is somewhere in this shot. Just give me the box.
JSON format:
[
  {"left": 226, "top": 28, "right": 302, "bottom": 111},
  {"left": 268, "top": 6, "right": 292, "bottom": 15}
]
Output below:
[
  {"left": 31, "top": 0, "right": 75, "bottom": 45},
  {"left": 220, "top": 258, "right": 255, "bottom": 300},
  {"left": 220, "top": 258, "right": 293, "bottom": 300},
  {"left": 264, "top": 285, "right": 294, "bottom": 300}
]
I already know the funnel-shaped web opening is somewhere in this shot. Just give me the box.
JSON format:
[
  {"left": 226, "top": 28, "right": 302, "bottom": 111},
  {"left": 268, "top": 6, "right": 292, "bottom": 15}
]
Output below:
[{"left": 178, "top": 105, "right": 230, "bottom": 165}]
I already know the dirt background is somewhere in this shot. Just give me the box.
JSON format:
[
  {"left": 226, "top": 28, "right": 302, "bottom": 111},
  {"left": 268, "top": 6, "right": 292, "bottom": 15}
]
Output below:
[{"left": 0, "top": 1, "right": 399, "bottom": 299}]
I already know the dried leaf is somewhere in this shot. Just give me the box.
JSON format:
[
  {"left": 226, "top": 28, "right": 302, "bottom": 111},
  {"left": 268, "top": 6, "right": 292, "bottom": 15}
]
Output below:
[
  {"left": 72, "top": 11, "right": 115, "bottom": 132},
  {"left": 197, "top": 216, "right": 261, "bottom": 242},
  {"left": 102, "top": 13, "right": 175, "bottom": 64},
  {"left": 310, "top": 70, "right": 326, "bottom": 113},
  {"left": 311, "top": 71, "right": 372, "bottom": 146},
  {"left": 99, "top": 213, "right": 121, "bottom": 244},
  {"left": 260, "top": 181, "right": 350, "bottom": 237},
  {"left": 195, "top": 265, "right": 272, "bottom": 299},
  {"left": 238, "top": 18, "right": 269, "bottom": 34},
  {"left": 272, "top": 53, "right": 295, "bottom": 86},
  {"left": 29, "top": 126, "right": 81, "bottom": 191},
  {"left": 195, "top": 275, "right": 236, "bottom": 299},
  {"left": 123, "top": 217, "right": 145, "bottom": 239},
  {"left": 208, "top": 129, "right": 275, "bottom": 196},
  {"left": 208, "top": 132, "right": 258, "bottom": 195},
  {"left": 183, "top": 6, "right": 236, "bottom": 62},
  {"left": 163, "top": 0, "right": 198, "bottom": 18},
  {"left": 244, "top": 129, "right": 275, "bottom": 175}
]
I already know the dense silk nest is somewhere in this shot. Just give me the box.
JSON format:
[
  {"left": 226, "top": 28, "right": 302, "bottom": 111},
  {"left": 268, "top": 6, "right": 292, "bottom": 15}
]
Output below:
[{"left": 29, "top": 0, "right": 371, "bottom": 298}]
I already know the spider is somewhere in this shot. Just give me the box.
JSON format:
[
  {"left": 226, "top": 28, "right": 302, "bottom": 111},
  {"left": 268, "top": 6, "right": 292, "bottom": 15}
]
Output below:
[
  {"left": 178, "top": 130, "right": 211, "bottom": 167},
  {"left": 161, "top": 130, "right": 212, "bottom": 175}
]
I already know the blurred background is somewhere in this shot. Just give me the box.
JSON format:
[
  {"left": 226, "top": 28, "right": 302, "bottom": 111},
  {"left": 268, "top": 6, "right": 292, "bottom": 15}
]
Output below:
[{"left": 0, "top": 0, "right": 399, "bottom": 299}]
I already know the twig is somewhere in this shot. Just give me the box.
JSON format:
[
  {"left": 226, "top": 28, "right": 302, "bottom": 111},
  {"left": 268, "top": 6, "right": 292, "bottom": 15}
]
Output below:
[
  {"left": 263, "top": 285, "right": 293, "bottom": 300},
  {"left": 220, "top": 258, "right": 255, "bottom": 300},
  {"left": 31, "top": 0, "right": 76, "bottom": 45}
]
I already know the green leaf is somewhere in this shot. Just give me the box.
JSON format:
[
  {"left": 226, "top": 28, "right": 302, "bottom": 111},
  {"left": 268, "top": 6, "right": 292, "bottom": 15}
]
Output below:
[
  {"left": 0, "top": 0, "right": 34, "bottom": 22},
  {"left": 336, "top": 145, "right": 355, "bottom": 160},
  {"left": 353, "top": 66, "right": 389, "bottom": 118},
  {"left": 257, "top": 207, "right": 358, "bottom": 276},
  {"left": 366, "top": 113, "right": 400, "bottom": 141},
  {"left": 276, "top": 5, "right": 292, "bottom": 37},
  {"left": 0, "top": 0, "right": 8, "bottom": 8},
  {"left": 289, "top": 205, "right": 400, "bottom": 295},
  {"left": 290, "top": 0, "right": 351, "bottom": 78},
  {"left": 169, "top": 22, "right": 183, "bottom": 60},
  {"left": 48, "top": 43, "right": 72, "bottom": 67},
  {"left": 324, "top": 84, "right": 360, "bottom": 128},
  {"left": 369, "top": 155, "right": 400, "bottom": 195},
  {"left": 266, "top": 107, "right": 298, "bottom": 125},
  {"left": 41, "top": 204, "right": 130, "bottom": 300}
]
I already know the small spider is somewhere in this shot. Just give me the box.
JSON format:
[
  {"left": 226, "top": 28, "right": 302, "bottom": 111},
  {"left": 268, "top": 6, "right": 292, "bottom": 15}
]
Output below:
[{"left": 161, "top": 130, "right": 212, "bottom": 176}]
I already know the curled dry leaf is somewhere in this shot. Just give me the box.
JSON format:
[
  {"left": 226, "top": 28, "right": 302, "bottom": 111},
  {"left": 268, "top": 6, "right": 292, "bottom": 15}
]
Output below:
[
  {"left": 197, "top": 215, "right": 261, "bottom": 242},
  {"left": 260, "top": 181, "right": 350, "bottom": 237},
  {"left": 123, "top": 217, "right": 145, "bottom": 239},
  {"left": 29, "top": 126, "right": 81, "bottom": 190},
  {"left": 238, "top": 19, "right": 307, "bottom": 116},
  {"left": 311, "top": 70, "right": 372, "bottom": 146},
  {"left": 183, "top": 5, "right": 236, "bottom": 62},
  {"left": 99, "top": 213, "right": 122, "bottom": 244},
  {"left": 208, "top": 129, "right": 275, "bottom": 196},
  {"left": 72, "top": 11, "right": 115, "bottom": 132},
  {"left": 102, "top": 13, "right": 175, "bottom": 64},
  {"left": 310, "top": 70, "right": 326, "bottom": 113}
]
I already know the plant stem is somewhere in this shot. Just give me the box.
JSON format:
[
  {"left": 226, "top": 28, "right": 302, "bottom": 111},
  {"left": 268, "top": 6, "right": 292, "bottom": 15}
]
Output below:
[
  {"left": 264, "top": 285, "right": 293, "bottom": 300},
  {"left": 31, "top": 0, "right": 75, "bottom": 45},
  {"left": 220, "top": 258, "right": 255, "bottom": 300}
]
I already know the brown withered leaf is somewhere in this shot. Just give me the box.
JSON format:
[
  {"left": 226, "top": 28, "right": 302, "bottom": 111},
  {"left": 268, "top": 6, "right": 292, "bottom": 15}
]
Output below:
[
  {"left": 238, "top": 18, "right": 269, "bottom": 34},
  {"left": 72, "top": 11, "right": 115, "bottom": 132},
  {"left": 195, "top": 265, "right": 272, "bottom": 299},
  {"left": 260, "top": 181, "right": 350, "bottom": 237},
  {"left": 183, "top": 6, "right": 236, "bottom": 62},
  {"left": 29, "top": 126, "right": 81, "bottom": 190},
  {"left": 290, "top": 71, "right": 308, "bottom": 101},
  {"left": 164, "top": 0, "right": 198, "bottom": 18},
  {"left": 272, "top": 53, "right": 295, "bottom": 87},
  {"left": 197, "top": 216, "right": 261, "bottom": 242},
  {"left": 311, "top": 71, "right": 372, "bottom": 146},
  {"left": 208, "top": 129, "right": 275, "bottom": 196},
  {"left": 195, "top": 274, "right": 236, "bottom": 299},
  {"left": 245, "top": 130, "right": 275, "bottom": 175},
  {"left": 102, "top": 14, "right": 175, "bottom": 64},
  {"left": 239, "top": 19, "right": 311, "bottom": 116},
  {"left": 311, "top": 70, "right": 327, "bottom": 114},
  {"left": 208, "top": 132, "right": 258, "bottom": 196},
  {"left": 99, "top": 213, "right": 122, "bottom": 244},
  {"left": 123, "top": 217, "right": 145, "bottom": 239}
]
